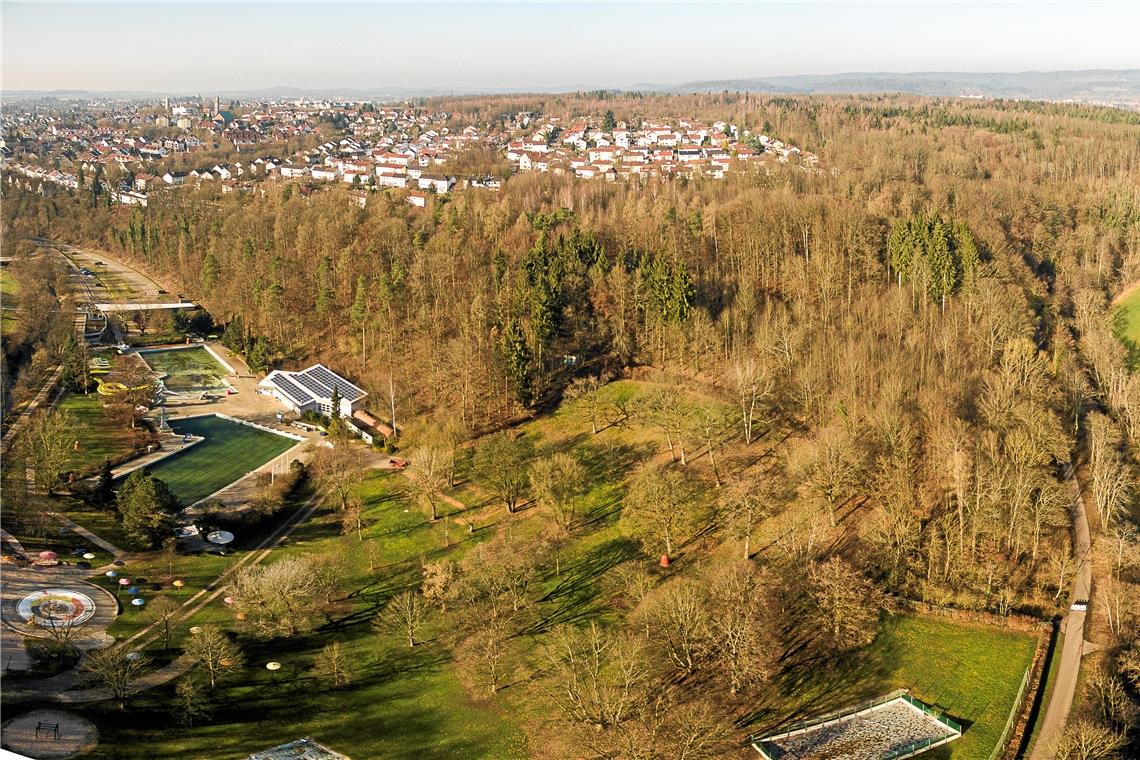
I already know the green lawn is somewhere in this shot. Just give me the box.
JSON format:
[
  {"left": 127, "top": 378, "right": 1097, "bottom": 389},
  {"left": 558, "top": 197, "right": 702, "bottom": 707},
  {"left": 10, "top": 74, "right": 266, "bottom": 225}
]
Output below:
[
  {"left": 52, "top": 379, "right": 1032, "bottom": 760},
  {"left": 57, "top": 391, "right": 142, "bottom": 472},
  {"left": 60, "top": 502, "right": 133, "bottom": 551},
  {"left": 75, "top": 470, "right": 526, "bottom": 760},
  {"left": 122, "top": 415, "right": 298, "bottom": 505},
  {"left": 776, "top": 614, "right": 1038, "bottom": 760},
  {"left": 138, "top": 346, "right": 229, "bottom": 393},
  {"left": 1112, "top": 285, "right": 1140, "bottom": 369},
  {"left": 81, "top": 629, "right": 527, "bottom": 759},
  {"left": 1, "top": 268, "right": 18, "bottom": 332}
]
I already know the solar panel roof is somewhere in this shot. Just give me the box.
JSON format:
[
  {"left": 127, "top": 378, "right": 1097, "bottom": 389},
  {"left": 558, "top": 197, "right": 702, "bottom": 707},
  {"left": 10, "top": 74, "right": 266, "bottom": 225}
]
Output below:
[
  {"left": 271, "top": 374, "right": 313, "bottom": 406},
  {"left": 266, "top": 365, "right": 366, "bottom": 405}
]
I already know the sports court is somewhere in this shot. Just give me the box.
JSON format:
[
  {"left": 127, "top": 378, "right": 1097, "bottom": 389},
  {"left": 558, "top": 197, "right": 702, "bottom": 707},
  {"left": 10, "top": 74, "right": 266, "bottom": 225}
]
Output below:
[
  {"left": 138, "top": 346, "right": 230, "bottom": 394},
  {"left": 122, "top": 415, "right": 298, "bottom": 505}
]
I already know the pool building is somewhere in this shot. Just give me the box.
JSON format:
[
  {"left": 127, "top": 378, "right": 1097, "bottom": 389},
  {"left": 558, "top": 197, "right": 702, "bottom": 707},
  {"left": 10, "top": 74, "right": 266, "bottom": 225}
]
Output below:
[{"left": 258, "top": 363, "right": 366, "bottom": 419}]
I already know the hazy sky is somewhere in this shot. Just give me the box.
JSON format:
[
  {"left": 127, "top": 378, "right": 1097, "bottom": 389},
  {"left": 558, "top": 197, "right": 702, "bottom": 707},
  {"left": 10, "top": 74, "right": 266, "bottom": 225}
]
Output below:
[{"left": 3, "top": 1, "right": 1139, "bottom": 93}]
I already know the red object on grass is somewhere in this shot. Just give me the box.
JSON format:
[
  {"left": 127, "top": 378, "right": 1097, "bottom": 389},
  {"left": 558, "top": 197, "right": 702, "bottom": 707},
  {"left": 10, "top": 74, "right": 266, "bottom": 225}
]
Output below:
[{"left": 660, "top": 554, "right": 670, "bottom": 567}]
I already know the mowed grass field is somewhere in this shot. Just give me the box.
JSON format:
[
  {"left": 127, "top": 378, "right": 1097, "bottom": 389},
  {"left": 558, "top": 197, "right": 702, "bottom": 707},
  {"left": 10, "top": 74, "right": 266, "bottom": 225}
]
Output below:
[
  {"left": 874, "top": 615, "right": 1036, "bottom": 759},
  {"left": 780, "top": 614, "right": 1037, "bottom": 760},
  {"left": 130, "top": 415, "right": 298, "bottom": 505},
  {"left": 58, "top": 391, "right": 141, "bottom": 471},
  {"left": 1112, "top": 284, "right": 1140, "bottom": 369},
  {"left": 139, "top": 346, "right": 229, "bottom": 392}
]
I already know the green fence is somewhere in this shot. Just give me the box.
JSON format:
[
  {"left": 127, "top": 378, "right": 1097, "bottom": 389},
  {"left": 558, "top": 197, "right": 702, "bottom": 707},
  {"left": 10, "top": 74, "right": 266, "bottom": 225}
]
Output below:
[
  {"left": 901, "top": 693, "right": 963, "bottom": 733},
  {"left": 988, "top": 665, "right": 1032, "bottom": 760},
  {"left": 748, "top": 689, "right": 908, "bottom": 744},
  {"left": 882, "top": 734, "right": 958, "bottom": 760}
]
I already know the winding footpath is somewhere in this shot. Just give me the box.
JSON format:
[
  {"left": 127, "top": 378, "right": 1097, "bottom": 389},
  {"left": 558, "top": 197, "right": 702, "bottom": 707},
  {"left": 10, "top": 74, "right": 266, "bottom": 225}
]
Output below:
[{"left": 1028, "top": 461, "right": 1093, "bottom": 759}]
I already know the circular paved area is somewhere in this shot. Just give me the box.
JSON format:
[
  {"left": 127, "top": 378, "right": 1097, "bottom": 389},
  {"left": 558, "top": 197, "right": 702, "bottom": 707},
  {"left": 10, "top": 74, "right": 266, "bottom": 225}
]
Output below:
[
  {"left": 1, "top": 709, "right": 98, "bottom": 758},
  {"left": 17, "top": 589, "right": 98, "bottom": 628},
  {"left": 0, "top": 572, "right": 116, "bottom": 652}
]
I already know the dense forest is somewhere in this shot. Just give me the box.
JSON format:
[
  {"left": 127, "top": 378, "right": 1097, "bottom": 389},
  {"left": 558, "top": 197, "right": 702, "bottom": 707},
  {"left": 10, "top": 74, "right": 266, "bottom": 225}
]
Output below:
[{"left": 3, "top": 93, "right": 1139, "bottom": 757}]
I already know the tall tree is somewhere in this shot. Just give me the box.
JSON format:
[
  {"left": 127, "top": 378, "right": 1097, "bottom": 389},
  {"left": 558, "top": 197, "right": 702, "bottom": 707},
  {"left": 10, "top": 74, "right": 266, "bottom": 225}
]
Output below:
[
  {"left": 184, "top": 625, "right": 242, "bottom": 690},
  {"left": 620, "top": 464, "right": 706, "bottom": 558},
  {"left": 530, "top": 452, "right": 587, "bottom": 535},
  {"left": 22, "top": 408, "right": 76, "bottom": 496},
  {"left": 80, "top": 647, "right": 152, "bottom": 710},
  {"left": 116, "top": 469, "right": 179, "bottom": 549},
  {"left": 474, "top": 432, "right": 533, "bottom": 514}
]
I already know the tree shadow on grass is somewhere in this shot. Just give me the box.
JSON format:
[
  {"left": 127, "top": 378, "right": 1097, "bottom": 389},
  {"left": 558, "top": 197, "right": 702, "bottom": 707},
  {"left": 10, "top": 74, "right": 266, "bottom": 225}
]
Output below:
[
  {"left": 523, "top": 536, "right": 638, "bottom": 634},
  {"left": 739, "top": 605, "right": 902, "bottom": 733}
]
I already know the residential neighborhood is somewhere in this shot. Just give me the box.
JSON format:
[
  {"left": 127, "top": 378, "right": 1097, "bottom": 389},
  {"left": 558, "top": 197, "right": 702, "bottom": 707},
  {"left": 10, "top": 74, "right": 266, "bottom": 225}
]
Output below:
[{"left": 1, "top": 97, "right": 817, "bottom": 209}]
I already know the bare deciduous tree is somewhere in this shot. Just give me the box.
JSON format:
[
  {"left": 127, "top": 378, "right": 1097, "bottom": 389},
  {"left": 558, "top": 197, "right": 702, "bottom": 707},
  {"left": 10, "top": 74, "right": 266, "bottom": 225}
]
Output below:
[
  {"left": 377, "top": 590, "right": 428, "bottom": 647},
  {"left": 730, "top": 356, "right": 775, "bottom": 445},
  {"left": 564, "top": 374, "right": 607, "bottom": 434},
  {"left": 184, "top": 625, "right": 242, "bottom": 690},
  {"left": 640, "top": 580, "right": 709, "bottom": 676},
  {"left": 312, "top": 442, "right": 368, "bottom": 512},
  {"left": 542, "top": 622, "right": 647, "bottom": 729},
  {"left": 705, "top": 562, "right": 779, "bottom": 693},
  {"left": 531, "top": 451, "right": 587, "bottom": 535},
  {"left": 406, "top": 444, "right": 449, "bottom": 521},
  {"left": 80, "top": 646, "right": 152, "bottom": 709},
  {"left": 807, "top": 557, "right": 883, "bottom": 651},
  {"left": 474, "top": 432, "right": 533, "bottom": 514},
  {"left": 312, "top": 641, "right": 355, "bottom": 688},
  {"left": 231, "top": 556, "right": 319, "bottom": 638},
  {"left": 22, "top": 408, "right": 76, "bottom": 495},
  {"left": 143, "top": 595, "right": 181, "bottom": 650},
  {"left": 457, "top": 617, "right": 511, "bottom": 695},
  {"left": 620, "top": 464, "right": 705, "bottom": 558}
]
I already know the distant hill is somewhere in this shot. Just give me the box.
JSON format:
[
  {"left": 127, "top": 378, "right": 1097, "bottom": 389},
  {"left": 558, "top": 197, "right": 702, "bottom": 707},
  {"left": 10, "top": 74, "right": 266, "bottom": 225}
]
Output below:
[
  {"left": 5, "top": 70, "right": 1139, "bottom": 106},
  {"left": 631, "top": 69, "right": 1140, "bottom": 105}
]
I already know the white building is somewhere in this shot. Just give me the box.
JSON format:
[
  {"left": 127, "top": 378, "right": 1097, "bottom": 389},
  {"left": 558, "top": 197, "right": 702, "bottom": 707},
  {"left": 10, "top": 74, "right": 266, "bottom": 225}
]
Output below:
[{"left": 259, "top": 364, "right": 366, "bottom": 418}]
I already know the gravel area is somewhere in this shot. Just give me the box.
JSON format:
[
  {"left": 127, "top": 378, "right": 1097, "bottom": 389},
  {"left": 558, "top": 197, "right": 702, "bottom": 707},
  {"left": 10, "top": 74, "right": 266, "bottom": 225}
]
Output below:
[{"left": 758, "top": 699, "right": 957, "bottom": 759}]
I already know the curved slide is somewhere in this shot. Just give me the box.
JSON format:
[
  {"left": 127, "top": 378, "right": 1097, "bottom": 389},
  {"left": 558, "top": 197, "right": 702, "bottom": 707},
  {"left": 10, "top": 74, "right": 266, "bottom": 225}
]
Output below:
[{"left": 93, "top": 376, "right": 151, "bottom": 396}]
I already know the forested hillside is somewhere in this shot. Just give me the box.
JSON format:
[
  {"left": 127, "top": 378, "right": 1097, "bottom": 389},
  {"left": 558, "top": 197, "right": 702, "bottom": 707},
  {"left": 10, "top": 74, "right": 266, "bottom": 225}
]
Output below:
[{"left": 3, "top": 93, "right": 1138, "bottom": 756}]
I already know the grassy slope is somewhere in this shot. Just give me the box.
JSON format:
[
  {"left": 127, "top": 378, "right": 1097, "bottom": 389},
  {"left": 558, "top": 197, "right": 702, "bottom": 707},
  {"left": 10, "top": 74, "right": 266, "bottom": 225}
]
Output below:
[
  {"left": 79, "top": 473, "right": 527, "bottom": 759},
  {"left": 874, "top": 616, "right": 1036, "bottom": 760},
  {"left": 1, "top": 268, "right": 18, "bottom": 332},
  {"left": 760, "top": 615, "right": 1035, "bottom": 760},
  {"left": 61, "top": 380, "right": 1034, "bottom": 759},
  {"left": 57, "top": 391, "right": 140, "bottom": 471},
  {"left": 131, "top": 415, "right": 297, "bottom": 505},
  {"left": 1112, "top": 285, "right": 1140, "bottom": 369}
]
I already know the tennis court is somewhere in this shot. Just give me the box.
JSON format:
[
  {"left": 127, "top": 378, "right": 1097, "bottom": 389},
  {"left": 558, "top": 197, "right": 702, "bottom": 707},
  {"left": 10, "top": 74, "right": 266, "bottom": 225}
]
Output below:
[
  {"left": 130, "top": 415, "right": 298, "bottom": 505},
  {"left": 139, "top": 346, "right": 229, "bottom": 393}
]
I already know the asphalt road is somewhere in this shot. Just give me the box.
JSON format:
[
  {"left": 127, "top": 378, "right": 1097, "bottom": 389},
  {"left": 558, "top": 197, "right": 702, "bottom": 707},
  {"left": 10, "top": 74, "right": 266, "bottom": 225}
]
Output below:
[{"left": 1028, "top": 462, "right": 1092, "bottom": 759}]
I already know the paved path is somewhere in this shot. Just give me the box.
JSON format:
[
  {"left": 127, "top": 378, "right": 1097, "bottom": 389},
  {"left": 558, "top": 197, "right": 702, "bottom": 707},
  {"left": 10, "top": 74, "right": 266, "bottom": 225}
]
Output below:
[
  {"left": 3, "top": 493, "right": 324, "bottom": 705},
  {"left": 1, "top": 527, "right": 29, "bottom": 559},
  {"left": 1028, "top": 462, "right": 1093, "bottom": 759},
  {"left": 1, "top": 364, "right": 64, "bottom": 457},
  {"left": 56, "top": 655, "right": 195, "bottom": 704},
  {"left": 49, "top": 513, "right": 126, "bottom": 559}
]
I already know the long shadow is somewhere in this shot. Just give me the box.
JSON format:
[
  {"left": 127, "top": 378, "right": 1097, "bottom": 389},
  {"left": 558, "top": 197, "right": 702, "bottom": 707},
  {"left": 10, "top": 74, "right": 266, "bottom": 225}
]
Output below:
[{"left": 523, "top": 536, "right": 638, "bottom": 635}]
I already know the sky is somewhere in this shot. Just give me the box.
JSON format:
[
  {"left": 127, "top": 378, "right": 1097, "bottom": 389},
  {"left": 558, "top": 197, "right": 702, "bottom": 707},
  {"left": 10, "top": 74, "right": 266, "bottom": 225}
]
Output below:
[{"left": 3, "top": 1, "right": 1140, "bottom": 94}]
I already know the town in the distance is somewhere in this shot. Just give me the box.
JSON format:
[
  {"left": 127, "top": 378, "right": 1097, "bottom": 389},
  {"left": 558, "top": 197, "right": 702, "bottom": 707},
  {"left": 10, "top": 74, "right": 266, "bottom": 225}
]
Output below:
[
  {"left": 2, "top": 95, "right": 815, "bottom": 209},
  {"left": 1, "top": 5, "right": 1139, "bottom": 760}
]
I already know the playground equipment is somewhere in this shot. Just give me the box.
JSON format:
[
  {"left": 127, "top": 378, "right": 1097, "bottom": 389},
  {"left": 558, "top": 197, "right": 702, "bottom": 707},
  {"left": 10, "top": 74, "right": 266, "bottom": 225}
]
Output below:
[{"left": 94, "top": 376, "right": 152, "bottom": 396}]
